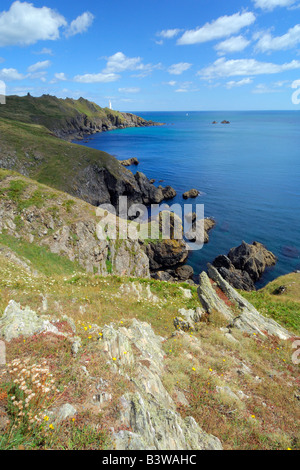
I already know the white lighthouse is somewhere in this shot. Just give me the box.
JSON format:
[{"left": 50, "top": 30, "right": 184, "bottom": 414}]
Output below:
[{"left": 109, "top": 100, "right": 112, "bottom": 110}]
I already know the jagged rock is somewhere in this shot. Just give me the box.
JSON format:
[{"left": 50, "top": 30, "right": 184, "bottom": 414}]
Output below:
[
  {"left": 213, "top": 241, "right": 277, "bottom": 290},
  {"left": 175, "top": 265, "right": 194, "bottom": 281},
  {"left": 185, "top": 218, "right": 216, "bottom": 244},
  {"left": 179, "top": 287, "right": 192, "bottom": 299},
  {"left": 0, "top": 300, "right": 61, "bottom": 342},
  {"left": 143, "top": 239, "right": 189, "bottom": 271},
  {"left": 174, "top": 308, "right": 204, "bottom": 331},
  {"left": 120, "top": 157, "right": 139, "bottom": 166},
  {"left": 184, "top": 212, "right": 197, "bottom": 224},
  {"left": 183, "top": 189, "right": 200, "bottom": 199},
  {"left": 99, "top": 319, "right": 222, "bottom": 450},
  {"left": 207, "top": 264, "right": 292, "bottom": 340},
  {"left": 161, "top": 185, "right": 177, "bottom": 200},
  {"left": 134, "top": 172, "right": 164, "bottom": 205},
  {"left": 197, "top": 272, "right": 233, "bottom": 320},
  {"left": 151, "top": 271, "right": 175, "bottom": 282}
]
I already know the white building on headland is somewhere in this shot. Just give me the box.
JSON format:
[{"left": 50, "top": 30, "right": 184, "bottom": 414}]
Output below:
[{"left": 109, "top": 100, "right": 112, "bottom": 110}]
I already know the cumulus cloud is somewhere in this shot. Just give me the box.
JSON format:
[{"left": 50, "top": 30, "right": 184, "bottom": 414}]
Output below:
[
  {"left": 253, "top": 0, "right": 296, "bottom": 10},
  {"left": 103, "top": 52, "right": 145, "bottom": 74},
  {"left": 34, "top": 48, "right": 54, "bottom": 56},
  {"left": 226, "top": 77, "right": 253, "bottom": 88},
  {"left": 74, "top": 72, "right": 119, "bottom": 83},
  {"left": 168, "top": 62, "right": 192, "bottom": 75},
  {"left": 0, "top": 1, "right": 67, "bottom": 46},
  {"left": 255, "top": 24, "right": 300, "bottom": 52},
  {"left": 198, "top": 57, "right": 300, "bottom": 78},
  {"left": 177, "top": 12, "right": 256, "bottom": 45},
  {"left": 65, "top": 12, "right": 94, "bottom": 38},
  {"left": 215, "top": 35, "right": 251, "bottom": 55},
  {"left": 54, "top": 72, "right": 67, "bottom": 81},
  {"left": 0, "top": 68, "right": 25, "bottom": 81},
  {"left": 27, "top": 60, "right": 51, "bottom": 73}
]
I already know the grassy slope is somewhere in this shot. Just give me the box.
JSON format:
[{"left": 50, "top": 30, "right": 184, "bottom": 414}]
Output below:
[
  {"left": 241, "top": 273, "right": 300, "bottom": 334},
  {"left": 0, "top": 209, "right": 299, "bottom": 449},
  {"left": 0, "top": 116, "right": 127, "bottom": 194},
  {"left": 0, "top": 94, "right": 127, "bottom": 130}
]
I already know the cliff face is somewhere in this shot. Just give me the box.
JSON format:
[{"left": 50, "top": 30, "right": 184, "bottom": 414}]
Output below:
[
  {"left": 0, "top": 171, "right": 150, "bottom": 278},
  {"left": 0, "top": 95, "right": 162, "bottom": 141}
]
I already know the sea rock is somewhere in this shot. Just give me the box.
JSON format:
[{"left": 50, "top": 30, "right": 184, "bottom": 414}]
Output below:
[
  {"left": 185, "top": 218, "right": 216, "bottom": 244},
  {"left": 120, "top": 157, "right": 139, "bottom": 166},
  {"left": 212, "top": 241, "right": 277, "bottom": 290},
  {"left": 143, "top": 239, "right": 189, "bottom": 271},
  {"left": 175, "top": 265, "right": 194, "bottom": 281},
  {"left": 161, "top": 185, "right": 177, "bottom": 200},
  {"left": 183, "top": 189, "right": 200, "bottom": 199}
]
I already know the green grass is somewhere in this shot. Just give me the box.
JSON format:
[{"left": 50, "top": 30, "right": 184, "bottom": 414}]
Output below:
[
  {"left": 0, "top": 232, "right": 82, "bottom": 277},
  {"left": 240, "top": 273, "right": 300, "bottom": 335}
]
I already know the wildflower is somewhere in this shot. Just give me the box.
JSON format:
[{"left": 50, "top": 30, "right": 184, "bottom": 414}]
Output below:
[
  {"left": 49, "top": 424, "right": 54, "bottom": 430},
  {"left": 112, "top": 358, "right": 117, "bottom": 361}
]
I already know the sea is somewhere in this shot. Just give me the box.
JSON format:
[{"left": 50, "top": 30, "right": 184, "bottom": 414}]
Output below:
[{"left": 75, "top": 111, "right": 300, "bottom": 288}]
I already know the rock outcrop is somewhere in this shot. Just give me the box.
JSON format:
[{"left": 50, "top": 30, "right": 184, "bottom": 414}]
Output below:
[
  {"left": 197, "top": 264, "right": 292, "bottom": 340},
  {"left": 185, "top": 218, "right": 216, "bottom": 244},
  {"left": 183, "top": 189, "right": 200, "bottom": 199},
  {"left": 120, "top": 157, "right": 139, "bottom": 167},
  {"left": 212, "top": 241, "right": 277, "bottom": 291},
  {"left": 100, "top": 319, "right": 222, "bottom": 450}
]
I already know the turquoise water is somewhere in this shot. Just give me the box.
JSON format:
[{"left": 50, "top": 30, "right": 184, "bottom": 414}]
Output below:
[{"left": 76, "top": 111, "right": 300, "bottom": 287}]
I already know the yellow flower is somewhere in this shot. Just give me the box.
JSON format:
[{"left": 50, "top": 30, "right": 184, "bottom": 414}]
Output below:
[
  {"left": 192, "top": 367, "right": 196, "bottom": 371},
  {"left": 251, "top": 415, "right": 255, "bottom": 419},
  {"left": 84, "top": 327, "right": 87, "bottom": 331},
  {"left": 49, "top": 424, "right": 54, "bottom": 430},
  {"left": 44, "top": 416, "right": 49, "bottom": 422},
  {"left": 112, "top": 357, "right": 117, "bottom": 361}
]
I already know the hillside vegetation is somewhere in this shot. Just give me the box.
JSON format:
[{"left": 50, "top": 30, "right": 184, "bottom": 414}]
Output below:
[{"left": 0, "top": 173, "right": 299, "bottom": 450}]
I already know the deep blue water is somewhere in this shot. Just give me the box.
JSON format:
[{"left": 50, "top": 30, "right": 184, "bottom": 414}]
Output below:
[{"left": 75, "top": 111, "right": 300, "bottom": 287}]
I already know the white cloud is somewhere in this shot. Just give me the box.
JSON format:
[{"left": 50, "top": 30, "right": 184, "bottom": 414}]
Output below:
[
  {"left": 255, "top": 24, "right": 300, "bottom": 52},
  {"left": 226, "top": 77, "right": 253, "bottom": 88},
  {"left": 66, "top": 12, "right": 94, "bottom": 38},
  {"left": 0, "top": 1, "right": 67, "bottom": 47},
  {"left": 215, "top": 35, "right": 251, "bottom": 55},
  {"left": 166, "top": 80, "right": 177, "bottom": 86},
  {"left": 54, "top": 72, "right": 67, "bottom": 81},
  {"left": 177, "top": 12, "right": 256, "bottom": 45},
  {"left": 199, "top": 57, "right": 300, "bottom": 78},
  {"left": 118, "top": 87, "right": 140, "bottom": 93},
  {"left": 27, "top": 60, "right": 51, "bottom": 73},
  {"left": 0, "top": 68, "right": 25, "bottom": 81},
  {"left": 253, "top": 0, "right": 296, "bottom": 10},
  {"left": 103, "top": 52, "right": 144, "bottom": 73},
  {"left": 74, "top": 72, "right": 119, "bottom": 83},
  {"left": 157, "top": 28, "right": 182, "bottom": 39},
  {"left": 168, "top": 62, "right": 192, "bottom": 75}
]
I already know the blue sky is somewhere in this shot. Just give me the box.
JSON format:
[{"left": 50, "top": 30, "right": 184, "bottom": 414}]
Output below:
[{"left": 1, "top": 0, "right": 300, "bottom": 110}]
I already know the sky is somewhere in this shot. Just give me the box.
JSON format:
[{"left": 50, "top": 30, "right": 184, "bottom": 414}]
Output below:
[{"left": 1, "top": 0, "right": 300, "bottom": 110}]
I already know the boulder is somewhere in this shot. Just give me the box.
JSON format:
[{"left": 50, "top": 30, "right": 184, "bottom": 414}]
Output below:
[
  {"left": 212, "top": 241, "right": 277, "bottom": 290},
  {"left": 185, "top": 218, "right": 216, "bottom": 244},
  {"left": 183, "top": 189, "right": 200, "bottom": 199},
  {"left": 161, "top": 185, "right": 177, "bottom": 200},
  {"left": 0, "top": 300, "right": 61, "bottom": 342},
  {"left": 175, "top": 265, "right": 194, "bottom": 281},
  {"left": 120, "top": 157, "right": 139, "bottom": 166}
]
